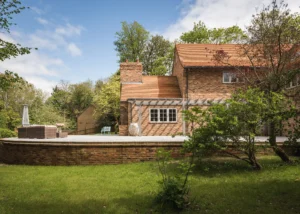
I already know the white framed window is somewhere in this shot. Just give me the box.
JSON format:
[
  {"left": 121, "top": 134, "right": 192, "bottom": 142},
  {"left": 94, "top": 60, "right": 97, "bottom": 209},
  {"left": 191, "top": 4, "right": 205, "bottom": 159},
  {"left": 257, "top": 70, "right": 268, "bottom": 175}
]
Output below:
[
  {"left": 149, "top": 109, "right": 177, "bottom": 123},
  {"left": 287, "top": 74, "right": 300, "bottom": 89},
  {"left": 223, "top": 72, "right": 244, "bottom": 83}
]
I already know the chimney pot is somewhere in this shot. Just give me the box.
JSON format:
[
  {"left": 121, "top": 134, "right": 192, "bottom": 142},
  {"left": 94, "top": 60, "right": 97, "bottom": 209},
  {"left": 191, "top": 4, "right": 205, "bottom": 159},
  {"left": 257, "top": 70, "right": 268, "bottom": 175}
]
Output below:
[{"left": 125, "top": 59, "right": 128, "bottom": 62}]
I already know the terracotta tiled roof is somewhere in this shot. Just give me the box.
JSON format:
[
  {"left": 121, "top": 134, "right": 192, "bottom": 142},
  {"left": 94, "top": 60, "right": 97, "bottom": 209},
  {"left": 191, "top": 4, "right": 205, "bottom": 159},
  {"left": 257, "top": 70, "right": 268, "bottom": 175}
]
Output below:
[
  {"left": 176, "top": 44, "right": 251, "bottom": 67},
  {"left": 121, "top": 76, "right": 182, "bottom": 101}
]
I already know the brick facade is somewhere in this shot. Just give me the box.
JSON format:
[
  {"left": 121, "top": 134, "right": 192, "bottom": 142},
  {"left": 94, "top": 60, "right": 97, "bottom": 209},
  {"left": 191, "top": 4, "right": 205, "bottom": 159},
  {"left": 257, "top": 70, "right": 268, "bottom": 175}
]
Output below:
[
  {"left": 0, "top": 141, "right": 185, "bottom": 165},
  {"left": 172, "top": 51, "right": 186, "bottom": 98},
  {"left": 129, "top": 104, "right": 184, "bottom": 136},
  {"left": 187, "top": 68, "right": 243, "bottom": 99},
  {"left": 119, "top": 125, "right": 128, "bottom": 136}
]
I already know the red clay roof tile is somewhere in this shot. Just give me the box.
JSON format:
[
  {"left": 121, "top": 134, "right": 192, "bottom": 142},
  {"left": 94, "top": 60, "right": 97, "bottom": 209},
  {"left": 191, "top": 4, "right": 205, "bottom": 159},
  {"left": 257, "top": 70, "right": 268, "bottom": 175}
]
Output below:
[
  {"left": 121, "top": 76, "right": 182, "bottom": 101},
  {"left": 176, "top": 44, "right": 251, "bottom": 67}
]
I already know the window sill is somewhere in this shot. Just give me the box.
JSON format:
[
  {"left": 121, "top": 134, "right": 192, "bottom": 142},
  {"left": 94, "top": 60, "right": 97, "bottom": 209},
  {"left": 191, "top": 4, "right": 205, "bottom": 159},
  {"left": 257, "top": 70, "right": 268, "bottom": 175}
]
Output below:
[
  {"left": 222, "top": 82, "right": 245, "bottom": 84},
  {"left": 149, "top": 122, "right": 178, "bottom": 124},
  {"left": 286, "top": 85, "right": 300, "bottom": 89}
]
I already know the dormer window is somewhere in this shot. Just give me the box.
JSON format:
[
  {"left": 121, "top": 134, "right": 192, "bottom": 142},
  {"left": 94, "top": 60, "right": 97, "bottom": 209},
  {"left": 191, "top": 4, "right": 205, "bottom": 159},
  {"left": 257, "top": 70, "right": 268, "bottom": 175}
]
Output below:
[{"left": 223, "top": 72, "right": 244, "bottom": 83}]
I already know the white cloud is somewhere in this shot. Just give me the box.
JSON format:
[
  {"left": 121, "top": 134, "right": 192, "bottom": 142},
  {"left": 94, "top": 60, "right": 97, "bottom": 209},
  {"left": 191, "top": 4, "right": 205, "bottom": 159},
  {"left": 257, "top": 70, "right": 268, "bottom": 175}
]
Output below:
[
  {"left": 67, "top": 43, "right": 82, "bottom": 56},
  {"left": 0, "top": 51, "right": 65, "bottom": 92},
  {"left": 163, "top": 0, "right": 300, "bottom": 41},
  {"left": 29, "top": 34, "right": 57, "bottom": 50},
  {"left": 31, "top": 7, "right": 44, "bottom": 15},
  {"left": 55, "top": 23, "right": 83, "bottom": 37},
  {"left": 0, "top": 33, "right": 68, "bottom": 92},
  {"left": 36, "top": 17, "right": 49, "bottom": 25},
  {"left": 0, "top": 32, "right": 16, "bottom": 43},
  {"left": 0, "top": 14, "right": 84, "bottom": 91},
  {"left": 28, "top": 22, "right": 83, "bottom": 57},
  {"left": 11, "top": 31, "right": 22, "bottom": 38},
  {"left": 24, "top": 76, "right": 58, "bottom": 93}
]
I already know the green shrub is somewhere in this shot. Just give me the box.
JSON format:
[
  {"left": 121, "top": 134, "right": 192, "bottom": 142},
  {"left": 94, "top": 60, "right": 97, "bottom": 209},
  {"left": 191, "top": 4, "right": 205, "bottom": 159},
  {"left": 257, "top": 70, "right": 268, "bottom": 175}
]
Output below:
[
  {"left": 0, "top": 128, "right": 17, "bottom": 138},
  {"left": 155, "top": 177, "right": 189, "bottom": 210},
  {"left": 155, "top": 149, "right": 193, "bottom": 210}
]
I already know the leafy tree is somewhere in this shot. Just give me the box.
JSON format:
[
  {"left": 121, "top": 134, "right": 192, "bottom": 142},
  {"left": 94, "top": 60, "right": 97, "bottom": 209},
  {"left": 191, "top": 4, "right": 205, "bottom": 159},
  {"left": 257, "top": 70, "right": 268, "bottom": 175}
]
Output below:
[
  {"left": 95, "top": 79, "right": 104, "bottom": 92},
  {"left": 69, "top": 80, "right": 94, "bottom": 119},
  {"left": 143, "top": 35, "right": 173, "bottom": 75},
  {"left": 180, "top": 21, "right": 247, "bottom": 44},
  {"left": 114, "top": 21, "right": 149, "bottom": 63},
  {"left": 29, "top": 89, "right": 64, "bottom": 126},
  {"left": 0, "top": 0, "right": 31, "bottom": 61},
  {"left": 184, "top": 88, "right": 293, "bottom": 169},
  {"left": 0, "top": 128, "right": 17, "bottom": 138},
  {"left": 94, "top": 73, "right": 120, "bottom": 130},
  {"left": 0, "top": 0, "right": 33, "bottom": 130},
  {"left": 0, "top": 71, "right": 25, "bottom": 109},
  {"left": 47, "top": 81, "right": 71, "bottom": 119},
  {"left": 285, "top": 110, "right": 300, "bottom": 155},
  {"left": 47, "top": 80, "right": 94, "bottom": 129},
  {"left": 0, "top": 107, "right": 20, "bottom": 130},
  {"left": 114, "top": 22, "right": 174, "bottom": 76},
  {"left": 213, "top": 0, "right": 300, "bottom": 162}
]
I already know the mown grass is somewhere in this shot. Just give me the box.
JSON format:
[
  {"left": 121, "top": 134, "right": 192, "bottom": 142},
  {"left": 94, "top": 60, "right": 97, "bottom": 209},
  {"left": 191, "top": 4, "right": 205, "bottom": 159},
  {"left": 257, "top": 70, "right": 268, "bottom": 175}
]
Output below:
[{"left": 0, "top": 156, "right": 300, "bottom": 214}]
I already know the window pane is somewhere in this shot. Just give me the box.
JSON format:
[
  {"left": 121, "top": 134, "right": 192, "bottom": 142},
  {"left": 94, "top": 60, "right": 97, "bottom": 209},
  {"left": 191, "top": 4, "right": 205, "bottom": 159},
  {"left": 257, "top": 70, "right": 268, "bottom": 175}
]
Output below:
[
  {"left": 291, "top": 77, "right": 297, "bottom": 87},
  {"left": 223, "top": 72, "right": 230, "bottom": 83},
  {"left": 169, "top": 109, "right": 177, "bottom": 122},
  {"left": 160, "top": 109, "right": 167, "bottom": 122},
  {"left": 231, "top": 73, "right": 237, "bottom": 82},
  {"left": 237, "top": 75, "right": 244, "bottom": 83},
  {"left": 150, "top": 109, "right": 158, "bottom": 122}
]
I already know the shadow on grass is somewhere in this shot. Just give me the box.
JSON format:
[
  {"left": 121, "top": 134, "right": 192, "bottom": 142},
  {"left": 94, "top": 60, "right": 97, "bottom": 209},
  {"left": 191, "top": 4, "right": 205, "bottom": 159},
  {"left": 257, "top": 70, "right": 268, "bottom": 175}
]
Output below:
[
  {"left": 2, "top": 179, "right": 300, "bottom": 214},
  {"left": 192, "top": 179, "right": 300, "bottom": 214},
  {"left": 1, "top": 194, "right": 157, "bottom": 214},
  {"left": 160, "top": 156, "right": 300, "bottom": 178}
]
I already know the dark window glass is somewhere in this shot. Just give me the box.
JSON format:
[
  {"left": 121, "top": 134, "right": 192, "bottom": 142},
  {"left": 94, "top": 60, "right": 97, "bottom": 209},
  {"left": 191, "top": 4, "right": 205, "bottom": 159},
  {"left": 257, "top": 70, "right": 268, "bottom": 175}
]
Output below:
[
  {"left": 169, "top": 109, "right": 177, "bottom": 122},
  {"left": 160, "top": 109, "right": 167, "bottom": 122},
  {"left": 150, "top": 109, "right": 158, "bottom": 121},
  {"left": 223, "top": 72, "right": 230, "bottom": 83}
]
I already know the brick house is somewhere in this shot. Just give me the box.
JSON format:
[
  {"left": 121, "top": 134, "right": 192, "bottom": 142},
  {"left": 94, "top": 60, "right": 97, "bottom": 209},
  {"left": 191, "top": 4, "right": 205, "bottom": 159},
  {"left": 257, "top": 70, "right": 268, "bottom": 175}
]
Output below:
[
  {"left": 119, "top": 44, "right": 298, "bottom": 136},
  {"left": 77, "top": 105, "right": 99, "bottom": 134}
]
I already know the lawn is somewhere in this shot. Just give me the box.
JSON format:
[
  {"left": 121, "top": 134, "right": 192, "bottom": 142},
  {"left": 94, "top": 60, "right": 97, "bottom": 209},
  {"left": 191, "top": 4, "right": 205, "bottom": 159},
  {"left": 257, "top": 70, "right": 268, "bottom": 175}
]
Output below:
[{"left": 0, "top": 156, "right": 300, "bottom": 214}]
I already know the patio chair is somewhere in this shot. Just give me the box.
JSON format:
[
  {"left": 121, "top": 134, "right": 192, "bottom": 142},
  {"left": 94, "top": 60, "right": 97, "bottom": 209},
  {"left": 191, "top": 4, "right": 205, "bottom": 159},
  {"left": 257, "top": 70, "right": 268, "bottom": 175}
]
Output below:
[{"left": 101, "top": 126, "right": 111, "bottom": 134}]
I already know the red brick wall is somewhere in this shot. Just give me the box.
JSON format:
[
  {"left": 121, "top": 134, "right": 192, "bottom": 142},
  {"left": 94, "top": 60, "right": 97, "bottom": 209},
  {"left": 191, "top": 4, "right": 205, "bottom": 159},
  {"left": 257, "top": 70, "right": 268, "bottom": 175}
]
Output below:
[
  {"left": 172, "top": 56, "right": 244, "bottom": 100},
  {"left": 0, "top": 141, "right": 185, "bottom": 165},
  {"left": 187, "top": 68, "right": 243, "bottom": 100},
  {"left": 129, "top": 104, "right": 184, "bottom": 136},
  {"left": 119, "top": 125, "right": 128, "bottom": 136},
  {"left": 172, "top": 51, "right": 186, "bottom": 97}
]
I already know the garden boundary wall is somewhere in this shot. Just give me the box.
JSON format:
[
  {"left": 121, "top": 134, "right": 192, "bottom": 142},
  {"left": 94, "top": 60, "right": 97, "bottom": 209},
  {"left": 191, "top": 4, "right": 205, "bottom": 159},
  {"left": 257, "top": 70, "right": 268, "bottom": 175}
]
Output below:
[{"left": 0, "top": 141, "right": 185, "bottom": 165}]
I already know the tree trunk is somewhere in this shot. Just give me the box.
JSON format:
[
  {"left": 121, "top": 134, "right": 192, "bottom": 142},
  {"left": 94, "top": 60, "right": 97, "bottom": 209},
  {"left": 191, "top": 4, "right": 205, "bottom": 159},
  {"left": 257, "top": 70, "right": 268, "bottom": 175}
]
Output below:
[
  {"left": 269, "top": 121, "right": 291, "bottom": 162},
  {"left": 251, "top": 160, "right": 262, "bottom": 170},
  {"left": 248, "top": 141, "right": 262, "bottom": 170},
  {"left": 249, "top": 154, "right": 262, "bottom": 170}
]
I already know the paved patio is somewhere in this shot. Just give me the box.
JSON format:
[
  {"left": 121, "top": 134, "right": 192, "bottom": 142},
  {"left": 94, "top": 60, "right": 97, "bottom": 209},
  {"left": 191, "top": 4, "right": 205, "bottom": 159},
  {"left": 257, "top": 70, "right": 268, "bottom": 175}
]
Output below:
[{"left": 1, "top": 135, "right": 292, "bottom": 143}]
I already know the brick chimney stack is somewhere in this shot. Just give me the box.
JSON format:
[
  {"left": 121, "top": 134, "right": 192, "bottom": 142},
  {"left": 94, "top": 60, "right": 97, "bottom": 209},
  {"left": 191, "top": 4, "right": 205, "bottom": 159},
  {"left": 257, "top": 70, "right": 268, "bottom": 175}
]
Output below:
[{"left": 120, "top": 59, "right": 143, "bottom": 83}]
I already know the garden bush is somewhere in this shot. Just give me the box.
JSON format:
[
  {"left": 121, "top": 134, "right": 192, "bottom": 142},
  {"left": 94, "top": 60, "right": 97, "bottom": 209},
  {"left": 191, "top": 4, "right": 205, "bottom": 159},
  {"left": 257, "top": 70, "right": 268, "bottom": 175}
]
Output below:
[
  {"left": 0, "top": 128, "right": 17, "bottom": 138},
  {"left": 155, "top": 149, "right": 194, "bottom": 210}
]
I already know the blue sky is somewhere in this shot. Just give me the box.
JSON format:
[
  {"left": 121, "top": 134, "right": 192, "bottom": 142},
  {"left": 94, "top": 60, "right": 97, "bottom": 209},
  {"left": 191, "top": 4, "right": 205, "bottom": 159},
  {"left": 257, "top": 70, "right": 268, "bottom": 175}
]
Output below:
[{"left": 1, "top": 0, "right": 299, "bottom": 93}]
